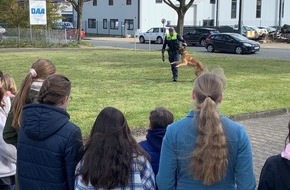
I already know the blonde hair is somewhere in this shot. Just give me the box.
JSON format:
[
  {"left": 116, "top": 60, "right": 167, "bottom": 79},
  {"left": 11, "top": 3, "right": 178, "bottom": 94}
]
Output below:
[
  {"left": 2, "top": 74, "right": 17, "bottom": 96},
  {"left": 190, "top": 68, "right": 228, "bottom": 185},
  {"left": 11, "top": 59, "right": 56, "bottom": 129}
]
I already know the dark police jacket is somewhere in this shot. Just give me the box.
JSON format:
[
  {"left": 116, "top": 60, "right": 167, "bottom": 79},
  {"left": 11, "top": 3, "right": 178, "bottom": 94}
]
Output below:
[{"left": 162, "top": 32, "right": 185, "bottom": 53}]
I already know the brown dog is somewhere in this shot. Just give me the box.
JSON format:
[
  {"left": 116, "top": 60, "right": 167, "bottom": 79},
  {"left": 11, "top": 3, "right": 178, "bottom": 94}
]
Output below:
[{"left": 171, "top": 46, "right": 206, "bottom": 77}]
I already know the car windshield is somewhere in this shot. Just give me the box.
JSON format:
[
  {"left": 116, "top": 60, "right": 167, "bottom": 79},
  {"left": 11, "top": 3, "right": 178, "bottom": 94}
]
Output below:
[{"left": 230, "top": 33, "right": 249, "bottom": 41}]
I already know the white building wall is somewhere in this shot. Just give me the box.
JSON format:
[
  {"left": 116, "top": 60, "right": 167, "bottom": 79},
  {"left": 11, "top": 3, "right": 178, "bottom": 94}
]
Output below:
[
  {"left": 82, "top": 0, "right": 139, "bottom": 35},
  {"left": 81, "top": 0, "right": 290, "bottom": 36},
  {"left": 139, "top": 1, "right": 177, "bottom": 32}
]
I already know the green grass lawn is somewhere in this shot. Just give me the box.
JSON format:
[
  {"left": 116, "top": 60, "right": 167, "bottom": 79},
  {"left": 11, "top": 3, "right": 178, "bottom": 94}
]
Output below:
[{"left": 1, "top": 48, "right": 290, "bottom": 136}]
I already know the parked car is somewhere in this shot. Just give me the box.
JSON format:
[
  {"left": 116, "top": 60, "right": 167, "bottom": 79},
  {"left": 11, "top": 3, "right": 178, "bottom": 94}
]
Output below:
[
  {"left": 242, "top": 26, "right": 259, "bottom": 39},
  {"left": 215, "top": 25, "right": 247, "bottom": 37},
  {"left": 281, "top": 24, "right": 290, "bottom": 33},
  {"left": 53, "top": 22, "right": 85, "bottom": 39},
  {"left": 81, "top": 29, "right": 86, "bottom": 39},
  {"left": 138, "top": 27, "right": 170, "bottom": 44},
  {"left": 247, "top": 26, "right": 268, "bottom": 37},
  {"left": 205, "top": 33, "right": 260, "bottom": 54},
  {"left": 0, "top": 26, "right": 6, "bottom": 34},
  {"left": 183, "top": 28, "right": 220, "bottom": 46}
]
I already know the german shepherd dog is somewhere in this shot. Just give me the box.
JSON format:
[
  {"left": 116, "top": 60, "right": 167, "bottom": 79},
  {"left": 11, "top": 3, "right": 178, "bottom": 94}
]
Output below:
[{"left": 171, "top": 46, "right": 206, "bottom": 77}]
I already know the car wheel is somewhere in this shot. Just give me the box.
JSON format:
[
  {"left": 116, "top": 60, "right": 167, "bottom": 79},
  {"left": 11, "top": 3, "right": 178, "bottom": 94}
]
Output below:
[
  {"left": 139, "top": 36, "right": 145, "bottom": 43},
  {"left": 207, "top": 44, "right": 214, "bottom": 52},
  {"left": 235, "top": 46, "right": 243, "bottom": 54},
  {"left": 200, "top": 39, "right": 206, "bottom": 47},
  {"left": 156, "top": 36, "right": 163, "bottom": 44}
]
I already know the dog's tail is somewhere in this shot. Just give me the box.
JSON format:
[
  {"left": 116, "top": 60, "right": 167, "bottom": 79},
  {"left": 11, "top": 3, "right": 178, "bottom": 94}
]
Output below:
[{"left": 170, "top": 61, "right": 178, "bottom": 65}]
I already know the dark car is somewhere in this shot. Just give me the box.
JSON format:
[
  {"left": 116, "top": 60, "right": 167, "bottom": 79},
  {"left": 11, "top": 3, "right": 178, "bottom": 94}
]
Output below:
[
  {"left": 183, "top": 28, "right": 220, "bottom": 46},
  {"left": 205, "top": 33, "right": 260, "bottom": 54},
  {"left": 281, "top": 24, "right": 290, "bottom": 33}
]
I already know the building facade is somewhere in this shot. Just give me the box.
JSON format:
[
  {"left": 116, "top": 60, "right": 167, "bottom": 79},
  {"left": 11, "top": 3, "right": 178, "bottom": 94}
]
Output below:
[{"left": 80, "top": 0, "right": 289, "bottom": 36}]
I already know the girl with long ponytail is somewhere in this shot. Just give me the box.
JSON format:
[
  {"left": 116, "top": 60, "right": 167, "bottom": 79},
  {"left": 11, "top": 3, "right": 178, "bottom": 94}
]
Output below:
[{"left": 157, "top": 68, "right": 256, "bottom": 190}]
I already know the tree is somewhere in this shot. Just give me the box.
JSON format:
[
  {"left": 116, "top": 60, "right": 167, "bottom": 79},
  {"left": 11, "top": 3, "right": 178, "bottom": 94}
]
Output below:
[
  {"left": 67, "top": 0, "right": 91, "bottom": 43},
  {"left": 163, "top": 0, "right": 195, "bottom": 35},
  {"left": 0, "top": 0, "right": 29, "bottom": 27},
  {"left": 0, "top": 0, "right": 62, "bottom": 28}
]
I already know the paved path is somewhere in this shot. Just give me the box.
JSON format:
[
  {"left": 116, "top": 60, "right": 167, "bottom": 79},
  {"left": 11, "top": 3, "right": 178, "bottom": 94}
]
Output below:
[
  {"left": 133, "top": 109, "right": 290, "bottom": 188},
  {"left": 239, "top": 112, "right": 289, "bottom": 186}
]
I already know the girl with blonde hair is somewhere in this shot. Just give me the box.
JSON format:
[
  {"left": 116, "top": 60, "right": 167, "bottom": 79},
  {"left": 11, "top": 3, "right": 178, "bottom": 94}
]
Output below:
[
  {"left": 0, "top": 73, "right": 16, "bottom": 190},
  {"left": 2, "top": 74, "right": 17, "bottom": 98},
  {"left": 157, "top": 68, "right": 256, "bottom": 190},
  {"left": 3, "top": 59, "right": 56, "bottom": 147}
]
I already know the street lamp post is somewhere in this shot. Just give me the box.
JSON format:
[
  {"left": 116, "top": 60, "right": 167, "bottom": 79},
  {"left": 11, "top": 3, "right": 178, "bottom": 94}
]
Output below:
[
  {"left": 161, "top": 18, "right": 166, "bottom": 38},
  {"left": 238, "top": 0, "right": 243, "bottom": 35}
]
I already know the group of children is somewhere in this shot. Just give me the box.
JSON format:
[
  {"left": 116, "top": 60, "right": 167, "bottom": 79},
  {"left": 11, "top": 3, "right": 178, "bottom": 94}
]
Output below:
[{"left": 0, "top": 59, "right": 289, "bottom": 190}]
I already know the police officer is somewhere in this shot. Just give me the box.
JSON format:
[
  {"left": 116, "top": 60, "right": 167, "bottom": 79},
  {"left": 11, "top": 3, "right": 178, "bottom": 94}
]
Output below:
[{"left": 162, "top": 27, "right": 186, "bottom": 82}]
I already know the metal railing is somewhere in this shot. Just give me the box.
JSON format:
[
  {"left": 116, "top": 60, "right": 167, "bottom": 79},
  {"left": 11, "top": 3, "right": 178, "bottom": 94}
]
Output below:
[{"left": 0, "top": 27, "right": 80, "bottom": 44}]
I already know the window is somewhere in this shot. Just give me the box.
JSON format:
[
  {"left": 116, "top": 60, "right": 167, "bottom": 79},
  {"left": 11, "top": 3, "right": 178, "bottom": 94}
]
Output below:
[
  {"left": 210, "top": 0, "right": 216, "bottom": 4},
  {"left": 124, "top": 19, "right": 134, "bottom": 30},
  {"left": 256, "top": 0, "right": 261, "bottom": 18},
  {"left": 93, "top": 0, "right": 97, "bottom": 6},
  {"left": 109, "top": 0, "right": 113, "bottom": 5},
  {"left": 88, "top": 19, "right": 96, "bottom": 28},
  {"left": 110, "top": 19, "right": 118, "bottom": 29},
  {"left": 126, "top": 0, "right": 131, "bottom": 5},
  {"left": 103, "top": 19, "right": 107, "bottom": 29},
  {"left": 156, "top": 0, "right": 162, "bottom": 3},
  {"left": 231, "top": 0, "right": 237, "bottom": 19}
]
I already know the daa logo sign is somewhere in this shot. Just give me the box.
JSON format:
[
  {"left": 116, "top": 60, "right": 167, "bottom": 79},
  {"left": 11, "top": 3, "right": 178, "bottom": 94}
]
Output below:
[
  {"left": 29, "top": 0, "right": 47, "bottom": 25},
  {"left": 31, "top": 8, "right": 45, "bottom": 15}
]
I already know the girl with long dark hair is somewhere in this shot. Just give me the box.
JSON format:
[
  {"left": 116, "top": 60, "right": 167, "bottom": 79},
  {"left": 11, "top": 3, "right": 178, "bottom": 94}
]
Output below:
[{"left": 75, "top": 107, "right": 155, "bottom": 190}]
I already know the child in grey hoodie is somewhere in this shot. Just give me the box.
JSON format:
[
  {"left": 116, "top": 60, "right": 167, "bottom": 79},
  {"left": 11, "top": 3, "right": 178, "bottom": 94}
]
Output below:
[{"left": 0, "top": 72, "right": 16, "bottom": 190}]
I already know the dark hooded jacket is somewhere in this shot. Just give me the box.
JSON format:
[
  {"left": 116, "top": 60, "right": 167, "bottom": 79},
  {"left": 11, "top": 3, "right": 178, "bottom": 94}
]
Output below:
[
  {"left": 258, "top": 154, "right": 290, "bottom": 190},
  {"left": 17, "top": 103, "right": 83, "bottom": 190},
  {"left": 139, "top": 128, "right": 166, "bottom": 176}
]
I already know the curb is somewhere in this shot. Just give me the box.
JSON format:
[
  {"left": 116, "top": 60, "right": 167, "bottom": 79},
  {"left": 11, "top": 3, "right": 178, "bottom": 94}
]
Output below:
[{"left": 228, "top": 107, "right": 290, "bottom": 121}]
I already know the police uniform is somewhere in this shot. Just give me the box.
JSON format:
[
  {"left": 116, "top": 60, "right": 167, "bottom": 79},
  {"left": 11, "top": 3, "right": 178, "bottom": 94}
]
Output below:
[{"left": 162, "top": 31, "right": 185, "bottom": 82}]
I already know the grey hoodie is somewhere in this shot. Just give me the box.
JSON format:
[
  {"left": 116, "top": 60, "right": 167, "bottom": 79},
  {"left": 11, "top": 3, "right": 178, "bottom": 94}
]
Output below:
[{"left": 0, "top": 95, "right": 16, "bottom": 178}]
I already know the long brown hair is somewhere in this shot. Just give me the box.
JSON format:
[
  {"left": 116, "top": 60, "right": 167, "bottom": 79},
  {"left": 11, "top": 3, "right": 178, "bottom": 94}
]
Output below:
[
  {"left": 11, "top": 59, "right": 56, "bottom": 129},
  {"left": 79, "top": 107, "right": 149, "bottom": 189},
  {"left": 37, "top": 74, "right": 71, "bottom": 105},
  {"left": 190, "top": 69, "right": 228, "bottom": 185}
]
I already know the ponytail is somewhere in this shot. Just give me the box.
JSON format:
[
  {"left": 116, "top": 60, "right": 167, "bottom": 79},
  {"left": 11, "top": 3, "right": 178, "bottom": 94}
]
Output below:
[
  {"left": 11, "top": 74, "right": 33, "bottom": 129},
  {"left": 190, "top": 69, "right": 228, "bottom": 185},
  {"left": 11, "top": 59, "right": 56, "bottom": 129}
]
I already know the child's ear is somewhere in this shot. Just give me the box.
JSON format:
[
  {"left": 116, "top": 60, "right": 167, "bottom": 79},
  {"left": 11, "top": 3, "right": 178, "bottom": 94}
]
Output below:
[
  {"left": 217, "top": 95, "right": 223, "bottom": 103},
  {"left": 192, "top": 90, "right": 196, "bottom": 99}
]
